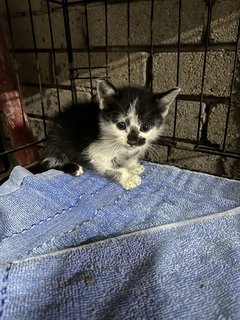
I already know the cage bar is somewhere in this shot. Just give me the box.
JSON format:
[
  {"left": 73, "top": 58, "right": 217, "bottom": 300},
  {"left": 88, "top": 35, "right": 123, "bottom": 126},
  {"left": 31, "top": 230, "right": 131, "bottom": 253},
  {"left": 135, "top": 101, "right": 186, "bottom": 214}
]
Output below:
[
  {"left": 83, "top": 0, "right": 93, "bottom": 96},
  {"left": 104, "top": 0, "right": 109, "bottom": 79},
  {"left": 46, "top": 0, "right": 61, "bottom": 113},
  {"left": 196, "top": 0, "right": 212, "bottom": 147},
  {"left": 172, "top": 0, "right": 182, "bottom": 144},
  {"left": 11, "top": 43, "right": 237, "bottom": 54},
  {"left": 127, "top": 0, "right": 131, "bottom": 85},
  {"left": 149, "top": 0, "right": 154, "bottom": 90},
  {"left": 222, "top": 17, "right": 240, "bottom": 152},
  {"left": 62, "top": 0, "right": 77, "bottom": 103},
  {"left": 0, "top": 0, "right": 239, "bottom": 182},
  {"left": 28, "top": 0, "right": 47, "bottom": 137}
]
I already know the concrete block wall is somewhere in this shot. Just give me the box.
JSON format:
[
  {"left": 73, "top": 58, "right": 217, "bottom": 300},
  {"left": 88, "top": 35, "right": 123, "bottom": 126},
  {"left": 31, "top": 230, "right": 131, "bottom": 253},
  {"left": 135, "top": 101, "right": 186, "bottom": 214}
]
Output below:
[{"left": 0, "top": 0, "right": 240, "bottom": 179}]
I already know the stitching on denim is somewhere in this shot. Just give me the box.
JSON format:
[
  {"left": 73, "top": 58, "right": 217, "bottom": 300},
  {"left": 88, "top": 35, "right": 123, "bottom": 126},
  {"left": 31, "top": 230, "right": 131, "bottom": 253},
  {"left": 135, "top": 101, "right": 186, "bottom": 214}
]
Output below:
[
  {"left": 27, "top": 185, "right": 138, "bottom": 256},
  {"left": 0, "top": 263, "right": 12, "bottom": 318},
  {"left": 1, "top": 182, "right": 109, "bottom": 243}
]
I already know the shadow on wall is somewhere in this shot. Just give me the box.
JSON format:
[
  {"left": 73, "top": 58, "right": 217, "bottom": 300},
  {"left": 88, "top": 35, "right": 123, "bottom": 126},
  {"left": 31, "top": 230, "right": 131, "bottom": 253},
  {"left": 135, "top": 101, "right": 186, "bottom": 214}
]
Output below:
[
  {"left": 223, "top": 55, "right": 240, "bottom": 177},
  {"left": 0, "top": 0, "right": 240, "bottom": 177},
  {"left": 0, "top": 0, "right": 239, "bottom": 96}
]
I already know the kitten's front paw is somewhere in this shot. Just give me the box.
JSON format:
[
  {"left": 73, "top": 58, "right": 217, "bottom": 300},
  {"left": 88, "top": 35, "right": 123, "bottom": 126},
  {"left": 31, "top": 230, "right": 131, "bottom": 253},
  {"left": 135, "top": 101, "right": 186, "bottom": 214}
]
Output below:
[
  {"left": 121, "top": 175, "right": 141, "bottom": 190},
  {"left": 75, "top": 165, "right": 84, "bottom": 176},
  {"left": 129, "top": 164, "right": 145, "bottom": 175}
]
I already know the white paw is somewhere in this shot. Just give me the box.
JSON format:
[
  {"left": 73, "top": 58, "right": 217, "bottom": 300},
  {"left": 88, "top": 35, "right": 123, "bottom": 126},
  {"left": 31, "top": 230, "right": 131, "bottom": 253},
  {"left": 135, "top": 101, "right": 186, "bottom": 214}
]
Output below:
[
  {"left": 121, "top": 175, "right": 141, "bottom": 190},
  {"left": 75, "top": 166, "right": 84, "bottom": 176},
  {"left": 129, "top": 165, "right": 145, "bottom": 175}
]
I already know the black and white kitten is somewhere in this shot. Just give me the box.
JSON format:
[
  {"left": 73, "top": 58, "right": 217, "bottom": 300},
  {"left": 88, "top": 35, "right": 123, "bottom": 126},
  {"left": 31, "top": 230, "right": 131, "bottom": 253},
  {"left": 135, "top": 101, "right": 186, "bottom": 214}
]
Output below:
[{"left": 42, "top": 79, "right": 180, "bottom": 190}]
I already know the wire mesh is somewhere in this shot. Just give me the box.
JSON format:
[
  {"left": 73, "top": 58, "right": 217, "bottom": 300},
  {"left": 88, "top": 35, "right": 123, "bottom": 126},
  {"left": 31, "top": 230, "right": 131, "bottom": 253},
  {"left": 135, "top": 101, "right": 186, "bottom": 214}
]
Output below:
[{"left": 0, "top": 0, "right": 240, "bottom": 182}]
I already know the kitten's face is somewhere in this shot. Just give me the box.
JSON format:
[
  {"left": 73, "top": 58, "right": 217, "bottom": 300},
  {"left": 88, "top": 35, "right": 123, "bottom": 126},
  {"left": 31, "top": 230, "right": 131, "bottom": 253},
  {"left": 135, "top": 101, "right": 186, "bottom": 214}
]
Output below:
[
  {"left": 97, "top": 80, "right": 180, "bottom": 151},
  {"left": 99, "top": 95, "right": 164, "bottom": 150}
]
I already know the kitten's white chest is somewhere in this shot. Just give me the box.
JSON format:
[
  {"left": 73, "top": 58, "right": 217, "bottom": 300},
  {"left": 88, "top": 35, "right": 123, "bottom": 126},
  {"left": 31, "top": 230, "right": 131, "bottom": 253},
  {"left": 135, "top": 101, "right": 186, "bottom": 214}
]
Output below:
[
  {"left": 86, "top": 140, "right": 117, "bottom": 164},
  {"left": 85, "top": 140, "right": 142, "bottom": 173}
]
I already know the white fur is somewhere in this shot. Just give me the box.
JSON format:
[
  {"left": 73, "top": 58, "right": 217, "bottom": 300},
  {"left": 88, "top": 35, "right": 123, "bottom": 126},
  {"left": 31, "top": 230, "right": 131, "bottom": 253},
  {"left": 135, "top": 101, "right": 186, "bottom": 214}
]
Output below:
[
  {"left": 128, "top": 98, "right": 139, "bottom": 128},
  {"left": 43, "top": 81, "right": 179, "bottom": 190},
  {"left": 97, "top": 79, "right": 116, "bottom": 110},
  {"left": 84, "top": 134, "right": 145, "bottom": 190},
  {"left": 75, "top": 165, "right": 84, "bottom": 176},
  {"left": 83, "top": 89, "right": 178, "bottom": 190},
  {"left": 121, "top": 175, "right": 141, "bottom": 190},
  {"left": 84, "top": 101, "right": 163, "bottom": 189},
  {"left": 98, "top": 99, "right": 162, "bottom": 153},
  {"left": 157, "top": 87, "right": 181, "bottom": 117},
  {"left": 129, "top": 164, "right": 145, "bottom": 175}
]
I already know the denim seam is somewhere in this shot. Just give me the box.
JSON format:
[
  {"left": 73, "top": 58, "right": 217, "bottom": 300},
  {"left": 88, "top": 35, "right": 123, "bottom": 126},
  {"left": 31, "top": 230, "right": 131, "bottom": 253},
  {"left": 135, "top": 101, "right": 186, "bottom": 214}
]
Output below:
[
  {"left": 26, "top": 189, "right": 128, "bottom": 257},
  {"left": 1, "top": 182, "right": 110, "bottom": 243},
  {"left": 0, "top": 263, "right": 12, "bottom": 318}
]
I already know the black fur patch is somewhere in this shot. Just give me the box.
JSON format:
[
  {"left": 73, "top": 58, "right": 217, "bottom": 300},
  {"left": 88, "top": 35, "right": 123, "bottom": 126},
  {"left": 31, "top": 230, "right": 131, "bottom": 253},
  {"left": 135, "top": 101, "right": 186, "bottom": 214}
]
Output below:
[
  {"left": 41, "top": 83, "right": 177, "bottom": 176},
  {"left": 62, "top": 163, "right": 82, "bottom": 176},
  {"left": 42, "top": 101, "right": 100, "bottom": 168},
  {"left": 101, "top": 87, "right": 165, "bottom": 127}
]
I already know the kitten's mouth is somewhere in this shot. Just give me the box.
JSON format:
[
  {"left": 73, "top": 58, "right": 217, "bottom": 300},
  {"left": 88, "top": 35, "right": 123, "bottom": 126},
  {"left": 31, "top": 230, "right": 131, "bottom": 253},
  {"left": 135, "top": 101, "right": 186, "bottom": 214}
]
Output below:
[
  {"left": 126, "top": 143, "right": 143, "bottom": 149},
  {"left": 125, "top": 143, "right": 137, "bottom": 149},
  {"left": 127, "top": 141, "right": 145, "bottom": 148}
]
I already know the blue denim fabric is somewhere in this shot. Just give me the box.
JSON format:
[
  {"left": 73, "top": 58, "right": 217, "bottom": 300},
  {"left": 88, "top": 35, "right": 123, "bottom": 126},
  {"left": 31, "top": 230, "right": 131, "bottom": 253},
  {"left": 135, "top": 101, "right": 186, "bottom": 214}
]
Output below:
[{"left": 0, "top": 162, "right": 240, "bottom": 319}]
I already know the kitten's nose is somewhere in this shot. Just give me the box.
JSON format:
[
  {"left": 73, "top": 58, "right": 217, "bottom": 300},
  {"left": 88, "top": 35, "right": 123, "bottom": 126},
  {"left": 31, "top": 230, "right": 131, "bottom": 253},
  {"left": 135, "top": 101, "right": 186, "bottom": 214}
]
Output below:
[
  {"left": 127, "top": 128, "right": 146, "bottom": 146},
  {"left": 127, "top": 138, "right": 146, "bottom": 147}
]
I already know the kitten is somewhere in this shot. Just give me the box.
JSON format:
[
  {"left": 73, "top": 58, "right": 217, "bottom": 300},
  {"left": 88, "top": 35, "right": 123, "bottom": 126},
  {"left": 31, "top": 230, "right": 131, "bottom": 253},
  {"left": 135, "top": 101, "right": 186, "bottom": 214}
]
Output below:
[{"left": 41, "top": 79, "right": 180, "bottom": 190}]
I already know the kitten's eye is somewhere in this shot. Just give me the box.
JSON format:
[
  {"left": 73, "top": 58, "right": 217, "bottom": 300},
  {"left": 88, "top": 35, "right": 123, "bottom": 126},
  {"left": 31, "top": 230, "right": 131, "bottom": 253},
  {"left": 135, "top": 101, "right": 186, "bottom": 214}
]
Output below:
[
  {"left": 140, "top": 124, "right": 150, "bottom": 132},
  {"left": 116, "top": 122, "right": 126, "bottom": 130}
]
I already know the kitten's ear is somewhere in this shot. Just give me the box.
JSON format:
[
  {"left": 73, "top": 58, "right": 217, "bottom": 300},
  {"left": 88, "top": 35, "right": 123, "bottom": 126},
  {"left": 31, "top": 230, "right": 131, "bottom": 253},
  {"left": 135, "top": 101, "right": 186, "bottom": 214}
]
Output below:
[
  {"left": 97, "top": 79, "right": 117, "bottom": 110},
  {"left": 154, "top": 87, "right": 181, "bottom": 117}
]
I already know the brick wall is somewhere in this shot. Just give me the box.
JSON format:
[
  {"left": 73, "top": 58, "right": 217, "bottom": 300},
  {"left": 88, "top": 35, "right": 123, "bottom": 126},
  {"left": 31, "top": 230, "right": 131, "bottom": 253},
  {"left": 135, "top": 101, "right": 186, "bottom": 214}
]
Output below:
[{"left": 0, "top": 0, "right": 240, "bottom": 178}]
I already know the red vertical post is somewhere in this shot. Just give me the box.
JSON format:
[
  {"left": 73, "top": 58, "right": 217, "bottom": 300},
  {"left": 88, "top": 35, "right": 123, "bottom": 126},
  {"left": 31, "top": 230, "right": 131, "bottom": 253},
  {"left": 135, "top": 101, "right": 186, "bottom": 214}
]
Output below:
[{"left": 0, "top": 25, "right": 39, "bottom": 166}]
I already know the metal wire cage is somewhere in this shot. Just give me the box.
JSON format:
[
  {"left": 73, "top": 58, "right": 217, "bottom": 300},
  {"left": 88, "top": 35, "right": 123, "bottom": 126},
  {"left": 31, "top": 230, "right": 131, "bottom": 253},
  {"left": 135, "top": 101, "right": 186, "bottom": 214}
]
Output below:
[{"left": 0, "top": 0, "right": 240, "bottom": 183}]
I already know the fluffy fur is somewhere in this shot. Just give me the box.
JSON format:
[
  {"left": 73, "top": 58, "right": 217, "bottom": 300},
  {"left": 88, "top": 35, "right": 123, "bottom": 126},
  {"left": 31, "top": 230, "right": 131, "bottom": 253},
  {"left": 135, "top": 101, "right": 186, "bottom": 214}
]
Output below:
[{"left": 41, "top": 79, "right": 180, "bottom": 190}]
